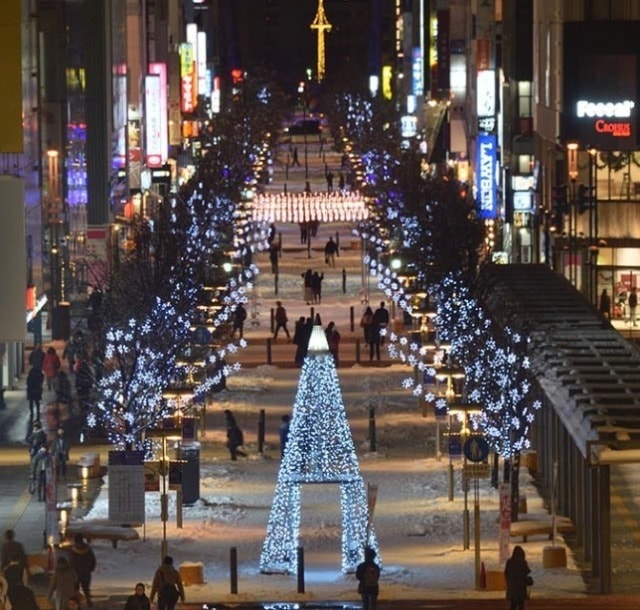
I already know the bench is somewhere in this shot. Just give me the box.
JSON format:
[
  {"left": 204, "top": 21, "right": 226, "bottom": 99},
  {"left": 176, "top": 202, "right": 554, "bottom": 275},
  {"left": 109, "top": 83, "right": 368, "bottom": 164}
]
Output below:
[
  {"left": 66, "top": 521, "right": 139, "bottom": 549},
  {"left": 509, "top": 515, "right": 575, "bottom": 542}
]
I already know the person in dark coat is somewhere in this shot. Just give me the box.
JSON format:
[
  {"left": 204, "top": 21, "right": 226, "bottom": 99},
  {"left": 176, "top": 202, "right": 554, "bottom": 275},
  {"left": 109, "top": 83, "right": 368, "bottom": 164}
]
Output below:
[
  {"left": 27, "top": 421, "right": 46, "bottom": 457},
  {"left": 504, "top": 545, "right": 532, "bottom": 610},
  {"left": 269, "top": 242, "right": 279, "bottom": 274},
  {"left": 273, "top": 301, "right": 290, "bottom": 340},
  {"left": 292, "top": 317, "right": 308, "bottom": 366},
  {"left": 226, "top": 423, "right": 247, "bottom": 460},
  {"left": 124, "top": 583, "right": 151, "bottom": 610},
  {"left": 279, "top": 415, "right": 291, "bottom": 458},
  {"left": 232, "top": 303, "right": 247, "bottom": 339},
  {"left": 301, "top": 269, "right": 313, "bottom": 304},
  {"left": 68, "top": 534, "right": 96, "bottom": 607},
  {"left": 360, "top": 306, "right": 374, "bottom": 347},
  {"left": 51, "top": 428, "right": 71, "bottom": 479},
  {"left": 324, "top": 236, "right": 338, "bottom": 267},
  {"left": 1, "top": 529, "right": 27, "bottom": 575},
  {"left": 311, "top": 271, "right": 324, "bottom": 304},
  {"left": 150, "top": 556, "right": 185, "bottom": 610},
  {"left": 7, "top": 581, "right": 39, "bottom": 610},
  {"left": 26, "top": 366, "right": 44, "bottom": 421},
  {"left": 28, "top": 345, "right": 45, "bottom": 370},
  {"left": 355, "top": 547, "right": 380, "bottom": 610},
  {"left": 598, "top": 289, "right": 611, "bottom": 319},
  {"left": 325, "top": 322, "right": 341, "bottom": 366},
  {"left": 30, "top": 446, "right": 52, "bottom": 502},
  {"left": 372, "top": 301, "right": 390, "bottom": 344}
]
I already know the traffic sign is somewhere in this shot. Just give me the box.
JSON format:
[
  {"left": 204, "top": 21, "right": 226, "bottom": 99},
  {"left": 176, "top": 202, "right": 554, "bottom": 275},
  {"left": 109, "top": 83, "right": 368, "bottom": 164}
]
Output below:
[
  {"left": 463, "top": 435, "right": 490, "bottom": 463},
  {"left": 462, "top": 463, "right": 491, "bottom": 480},
  {"left": 448, "top": 437, "right": 462, "bottom": 457}
]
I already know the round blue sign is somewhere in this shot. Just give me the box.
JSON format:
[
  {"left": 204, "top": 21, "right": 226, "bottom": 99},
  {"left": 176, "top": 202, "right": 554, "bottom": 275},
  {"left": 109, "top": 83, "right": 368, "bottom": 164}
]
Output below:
[{"left": 463, "top": 435, "right": 490, "bottom": 463}]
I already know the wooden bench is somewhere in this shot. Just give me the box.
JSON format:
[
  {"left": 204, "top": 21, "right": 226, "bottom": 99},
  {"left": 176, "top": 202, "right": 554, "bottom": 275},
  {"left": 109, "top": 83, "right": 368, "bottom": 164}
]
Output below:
[
  {"left": 509, "top": 516, "right": 575, "bottom": 542},
  {"left": 66, "top": 521, "right": 139, "bottom": 549}
]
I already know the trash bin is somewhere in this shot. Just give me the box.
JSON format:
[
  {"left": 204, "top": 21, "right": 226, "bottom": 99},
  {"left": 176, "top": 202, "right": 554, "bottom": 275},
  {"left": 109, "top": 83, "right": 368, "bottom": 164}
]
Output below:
[{"left": 180, "top": 442, "right": 200, "bottom": 505}]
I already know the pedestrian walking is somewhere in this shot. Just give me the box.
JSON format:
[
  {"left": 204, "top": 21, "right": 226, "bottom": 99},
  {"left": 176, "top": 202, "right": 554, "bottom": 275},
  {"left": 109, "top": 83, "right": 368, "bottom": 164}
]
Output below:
[
  {"left": 324, "top": 237, "right": 338, "bottom": 268},
  {"left": 1, "top": 530, "right": 26, "bottom": 577},
  {"left": 68, "top": 534, "right": 96, "bottom": 607},
  {"left": 28, "top": 345, "right": 45, "bottom": 370},
  {"left": 301, "top": 269, "right": 314, "bottom": 304},
  {"left": 223, "top": 409, "right": 237, "bottom": 429},
  {"left": 299, "top": 222, "right": 308, "bottom": 244},
  {"left": 26, "top": 421, "right": 46, "bottom": 458},
  {"left": 26, "top": 366, "right": 44, "bottom": 421},
  {"left": 291, "top": 146, "right": 300, "bottom": 167},
  {"left": 51, "top": 428, "right": 70, "bottom": 479},
  {"left": 373, "top": 301, "right": 390, "bottom": 345},
  {"left": 326, "top": 170, "right": 334, "bottom": 192},
  {"left": 279, "top": 414, "right": 291, "bottom": 458},
  {"left": 360, "top": 306, "right": 374, "bottom": 346},
  {"left": 47, "top": 556, "right": 78, "bottom": 610},
  {"left": 30, "top": 445, "right": 52, "bottom": 502},
  {"left": 232, "top": 303, "right": 247, "bottom": 339},
  {"left": 150, "top": 556, "right": 185, "bottom": 610},
  {"left": 268, "top": 223, "right": 277, "bottom": 244},
  {"left": 311, "top": 271, "right": 324, "bottom": 304},
  {"left": 43, "top": 347, "right": 61, "bottom": 391},
  {"left": 598, "top": 289, "right": 611, "bottom": 319},
  {"left": 293, "top": 317, "right": 308, "bottom": 366},
  {"left": 504, "top": 545, "right": 532, "bottom": 610},
  {"left": 226, "top": 422, "right": 247, "bottom": 460},
  {"left": 310, "top": 220, "right": 319, "bottom": 237},
  {"left": 369, "top": 316, "right": 382, "bottom": 362},
  {"left": 338, "top": 171, "right": 345, "bottom": 192},
  {"left": 325, "top": 322, "right": 341, "bottom": 366},
  {"left": 356, "top": 547, "right": 380, "bottom": 610},
  {"left": 124, "top": 583, "right": 151, "bottom": 610},
  {"left": 629, "top": 286, "right": 638, "bottom": 326},
  {"left": 273, "top": 301, "right": 290, "bottom": 340}
]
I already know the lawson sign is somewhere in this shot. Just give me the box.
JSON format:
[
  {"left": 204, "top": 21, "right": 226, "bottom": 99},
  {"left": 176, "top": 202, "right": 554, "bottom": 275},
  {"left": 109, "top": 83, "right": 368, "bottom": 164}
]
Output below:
[{"left": 476, "top": 133, "right": 497, "bottom": 219}]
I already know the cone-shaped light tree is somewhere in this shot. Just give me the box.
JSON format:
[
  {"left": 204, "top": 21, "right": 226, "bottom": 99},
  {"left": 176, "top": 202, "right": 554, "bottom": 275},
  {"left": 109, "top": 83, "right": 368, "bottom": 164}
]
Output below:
[{"left": 260, "top": 319, "right": 378, "bottom": 573}]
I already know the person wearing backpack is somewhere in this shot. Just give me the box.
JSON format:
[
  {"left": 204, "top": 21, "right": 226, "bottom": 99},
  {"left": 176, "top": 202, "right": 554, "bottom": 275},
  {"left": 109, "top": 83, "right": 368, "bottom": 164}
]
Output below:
[
  {"left": 355, "top": 546, "right": 380, "bottom": 610},
  {"left": 150, "top": 556, "right": 184, "bottom": 610},
  {"left": 68, "top": 534, "right": 96, "bottom": 607}
]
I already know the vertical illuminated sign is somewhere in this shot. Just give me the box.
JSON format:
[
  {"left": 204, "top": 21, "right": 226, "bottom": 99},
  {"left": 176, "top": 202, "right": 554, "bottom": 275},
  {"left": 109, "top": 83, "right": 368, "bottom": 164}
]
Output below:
[
  {"left": 186, "top": 23, "right": 199, "bottom": 96},
  {"left": 197, "top": 31, "right": 208, "bottom": 97},
  {"left": 144, "top": 75, "right": 162, "bottom": 167},
  {"left": 476, "top": 133, "right": 497, "bottom": 219},
  {"left": 149, "top": 62, "right": 168, "bottom": 164},
  {"left": 382, "top": 65, "right": 393, "bottom": 100},
  {"left": 412, "top": 47, "right": 424, "bottom": 97},
  {"left": 180, "top": 43, "right": 195, "bottom": 113}
]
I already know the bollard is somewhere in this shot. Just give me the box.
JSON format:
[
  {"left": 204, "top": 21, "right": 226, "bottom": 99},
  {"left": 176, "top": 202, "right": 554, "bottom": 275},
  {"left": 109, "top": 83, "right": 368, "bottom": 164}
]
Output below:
[
  {"left": 278, "top": 233, "right": 283, "bottom": 256},
  {"left": 342, "top": 269, "right": 347, "bottom": 293},
  {"left": 310, "top": 307, "right": 315, "bottom": 320},
  {"left": 350, "top": 306, "right": 355, "bottom": 332},
  {"left": 335, "top": 230, "right": 340, "bottom": 257},
  {"left": 284, "top": 182, "right": 288, "bottom": 193},
  {"left": 297, "top": 546, "right": 305, "bottom": 594},
  {"left": 270, "top": 308, "right": 275, "bottom": 334},
  {"left": 267, "top": 338, "right": 272, "bottom": 365},
  {"left": 274, "top": 272, "right": 279, "bottom": 296},
  {"left": 369, "top": 406, "right": 376, "bottom": 452},
  {"left": 307, "top": 236, "right": 311, "bottom": 259},
  {"left": 355, "top": 338, "right": 361, "bottom": 363},
  {"left": 258, "top": 409, "right": 265, "bottom": 454},
  {"left": 177, "top": 488, "right": 183, "bottom": 528},
  {"left": 230, "top": 547, "right": 238, "bottom": 594}
]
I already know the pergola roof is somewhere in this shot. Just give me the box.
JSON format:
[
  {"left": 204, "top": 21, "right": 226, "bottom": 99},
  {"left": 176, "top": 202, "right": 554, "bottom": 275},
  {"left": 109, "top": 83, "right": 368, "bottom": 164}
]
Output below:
[{"left": 478, "top": 264, "right": 640, "bottom": 464}]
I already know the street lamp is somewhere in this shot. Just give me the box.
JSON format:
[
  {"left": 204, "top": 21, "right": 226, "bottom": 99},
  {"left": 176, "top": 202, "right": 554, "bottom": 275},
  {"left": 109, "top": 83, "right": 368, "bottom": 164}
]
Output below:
[
  {"left": 146, "top": 427, "right": 182, "bottom": 561},
  {"left": 298, "top": 82, "right": 309, "bottom": 181}
]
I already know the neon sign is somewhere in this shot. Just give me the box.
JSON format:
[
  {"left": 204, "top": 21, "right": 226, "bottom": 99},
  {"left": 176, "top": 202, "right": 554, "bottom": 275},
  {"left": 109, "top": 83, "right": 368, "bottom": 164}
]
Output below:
[
  {"left": 476, "top": 133, "right": 497, "bottom": 219},
  {"left": 576, "top": 99, "right": 634, "bottom": 118}
]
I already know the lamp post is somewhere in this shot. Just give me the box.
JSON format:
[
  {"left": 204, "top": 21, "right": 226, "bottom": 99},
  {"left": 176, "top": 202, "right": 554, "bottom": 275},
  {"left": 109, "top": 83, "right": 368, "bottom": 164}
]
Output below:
[
  {"left": 298, "top": 81, "right": 309, "bottom": 181},
  {"left": 567, "top": 142, "right": 579, "bottom": 287},
  {"left": 146, "top": 427, "right": 182, "bottom": 561}
]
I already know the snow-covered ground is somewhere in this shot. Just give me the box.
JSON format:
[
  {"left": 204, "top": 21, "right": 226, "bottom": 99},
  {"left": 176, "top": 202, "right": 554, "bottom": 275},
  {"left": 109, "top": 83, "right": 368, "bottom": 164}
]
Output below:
[{"left": 77, "top": 365, "right": 587, "bottom": 604}]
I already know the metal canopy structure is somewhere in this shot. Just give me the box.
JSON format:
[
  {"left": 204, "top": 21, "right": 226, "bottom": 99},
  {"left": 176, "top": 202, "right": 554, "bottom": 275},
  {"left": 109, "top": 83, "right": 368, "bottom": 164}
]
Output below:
[{"left": 478, "top": 263, "right": 640, "bottom": 594}]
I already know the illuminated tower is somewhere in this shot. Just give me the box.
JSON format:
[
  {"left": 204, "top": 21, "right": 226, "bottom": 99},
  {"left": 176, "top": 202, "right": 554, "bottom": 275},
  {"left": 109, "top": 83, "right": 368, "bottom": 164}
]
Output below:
[
  {"left": 260, "top": 321, "right": 378, "bottom": 573},
  {"left": 310, "top": 0, "right": 332, "bottom": 83}
]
